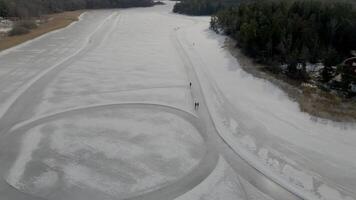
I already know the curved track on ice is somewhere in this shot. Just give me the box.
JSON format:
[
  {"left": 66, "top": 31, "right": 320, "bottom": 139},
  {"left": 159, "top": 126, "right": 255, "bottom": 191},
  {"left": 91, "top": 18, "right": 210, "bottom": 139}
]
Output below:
[{"left": 3, "top": 103, "right": 218, "bottom": 200}]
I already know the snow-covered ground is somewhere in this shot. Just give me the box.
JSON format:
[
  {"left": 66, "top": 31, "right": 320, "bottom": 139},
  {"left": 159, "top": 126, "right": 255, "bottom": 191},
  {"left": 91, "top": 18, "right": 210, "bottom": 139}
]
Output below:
[
  {"left": 0, "top": 27, "right": 11, "bottom": 33},
  {"left": 0, "top": 1, "right": 354, "bottom": 200},
  {"left": 0, "top": 19, "right": 12, "bottom": 37}
]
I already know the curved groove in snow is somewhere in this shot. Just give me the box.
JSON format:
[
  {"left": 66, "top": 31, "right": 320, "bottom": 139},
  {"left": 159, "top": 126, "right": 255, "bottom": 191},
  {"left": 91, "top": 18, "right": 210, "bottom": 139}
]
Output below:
[{"left": 3, "top": 102, "right": 219, "bottom": 200}]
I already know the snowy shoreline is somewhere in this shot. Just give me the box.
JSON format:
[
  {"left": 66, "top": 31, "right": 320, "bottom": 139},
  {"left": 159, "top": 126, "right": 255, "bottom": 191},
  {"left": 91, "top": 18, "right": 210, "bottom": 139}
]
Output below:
[
  {"left": 224, "top": 37, "right": 356, "bottom": 123},
  {"left": 177, "top": 21, "right": 356, "bottom": 200}
]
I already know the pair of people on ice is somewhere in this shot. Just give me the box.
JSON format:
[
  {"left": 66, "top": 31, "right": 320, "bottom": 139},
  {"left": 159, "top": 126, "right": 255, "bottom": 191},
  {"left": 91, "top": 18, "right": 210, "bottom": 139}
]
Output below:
[
  {"left": 194, "top": 101, "right": 200, "bottom": 110},
  {"left": 190, "top": 82, "right": 200, "bottom": 110}
]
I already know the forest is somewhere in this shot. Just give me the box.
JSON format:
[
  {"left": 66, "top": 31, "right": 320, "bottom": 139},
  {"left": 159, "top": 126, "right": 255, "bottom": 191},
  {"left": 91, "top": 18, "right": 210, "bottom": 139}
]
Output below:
[
  {"left": 210, "top": 0, "right": 356, "bottom": 83},
  {"left": 173, "top": 0, "right": 245, "bottom": 15},
  {"left": 0, "top": 0, "right": 154, "bottom": 18}
]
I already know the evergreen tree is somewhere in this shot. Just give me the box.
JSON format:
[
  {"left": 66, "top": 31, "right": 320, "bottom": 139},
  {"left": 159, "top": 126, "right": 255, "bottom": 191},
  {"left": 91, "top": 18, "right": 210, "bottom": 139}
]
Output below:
[
  {"left": 0, "top": 0, "right": 154, "bottom": 18},
  {"left": 0, "top": 0, "right": 8, "bottom": 17},
  {"left": 211, "top": 0, "right": 356, "bottom": 80}
]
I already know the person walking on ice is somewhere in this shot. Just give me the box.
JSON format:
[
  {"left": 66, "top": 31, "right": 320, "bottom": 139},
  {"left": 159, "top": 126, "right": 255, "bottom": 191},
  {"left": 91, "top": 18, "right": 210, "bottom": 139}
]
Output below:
[
  {"left": 189, "top": 82, "right": 192, "bottom": 88},
  {"left": 194, "top": 100, "right": 200, "bottom": 110}
]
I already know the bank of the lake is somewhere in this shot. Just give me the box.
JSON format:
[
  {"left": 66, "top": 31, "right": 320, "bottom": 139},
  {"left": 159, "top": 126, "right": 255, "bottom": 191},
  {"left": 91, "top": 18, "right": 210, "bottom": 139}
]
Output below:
[
  {"left": 0, "top": 10, "right": 83, "bottom": 51},
  {"left": 225, "top": 38, "right": 356, "bottom": 122}
]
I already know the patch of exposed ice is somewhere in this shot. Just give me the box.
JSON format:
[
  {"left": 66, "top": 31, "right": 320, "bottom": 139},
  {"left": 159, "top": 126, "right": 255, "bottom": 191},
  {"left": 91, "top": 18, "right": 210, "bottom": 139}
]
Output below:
[
  {"left": 229, "top": 118, "right": 239, "bottom": 133},
  {"left": 33, "top": 170, "right": 58, "bottom": 189},
  {"left": 240, "top": 135, "right": 257, "bottom": 152},
  {"left": 282, "top": 165, "right": 314, "bottom": 191},
  {"left": 63, "top": 163, "right": 129, "bottom": 196},
  {"left": 317, "top": 184, "right": 354, "bottom": 200},
  {"left": 258, "top": 148, "right": 269, "bottom": 162},
  {"left": 175, "top": 157, "right": 245, "bottom": 200}
]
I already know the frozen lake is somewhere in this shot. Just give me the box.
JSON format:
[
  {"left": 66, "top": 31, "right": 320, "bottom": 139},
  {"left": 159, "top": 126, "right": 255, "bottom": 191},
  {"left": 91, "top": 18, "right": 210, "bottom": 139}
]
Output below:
[{"left": 0, "top": 2, "right": 354, "bottom": 200}]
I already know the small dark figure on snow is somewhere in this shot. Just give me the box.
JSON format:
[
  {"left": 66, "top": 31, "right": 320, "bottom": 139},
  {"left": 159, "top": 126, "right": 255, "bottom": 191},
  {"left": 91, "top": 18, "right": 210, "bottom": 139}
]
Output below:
[{"left": 194, "top": 101, "right": 200, "bottom": 110}]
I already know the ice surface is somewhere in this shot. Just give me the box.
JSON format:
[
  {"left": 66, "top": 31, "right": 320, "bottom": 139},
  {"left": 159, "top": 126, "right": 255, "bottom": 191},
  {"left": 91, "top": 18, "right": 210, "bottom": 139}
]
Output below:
[
  {"left": 175, "top": 157, "right": 245, "bottom": 200},
  {"left": 2, "top": 1, "right": 351, "bottom": 200}
]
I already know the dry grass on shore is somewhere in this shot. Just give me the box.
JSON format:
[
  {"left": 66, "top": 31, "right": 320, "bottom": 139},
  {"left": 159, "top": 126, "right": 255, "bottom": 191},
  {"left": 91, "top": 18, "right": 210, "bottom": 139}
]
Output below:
[
  {"left": 0, "top": 10, "right": 83, "bottom": 52},
  {"left": 225, "top": 38, "right": 356, "bottom": 122},
  {"left": 299, "top": 87, "right": 356, "bottom": 122}
]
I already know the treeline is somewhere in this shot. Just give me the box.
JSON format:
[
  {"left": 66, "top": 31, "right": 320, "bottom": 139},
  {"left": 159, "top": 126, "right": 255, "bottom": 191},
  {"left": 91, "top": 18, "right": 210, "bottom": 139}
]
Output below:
[
  {"left": 173, "top": 0, "right": 245, "bottom": 15},
  {"left": 0, "top": 0, "right": 154, "bottom": 18},
  {"left": 211, "top": 0, "right": 356, "bottom": 80}
]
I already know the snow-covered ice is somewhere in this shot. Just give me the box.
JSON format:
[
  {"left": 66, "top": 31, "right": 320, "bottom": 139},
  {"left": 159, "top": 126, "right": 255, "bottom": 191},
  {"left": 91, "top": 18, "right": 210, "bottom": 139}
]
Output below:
[{"left": 0, "top": 1, "right": 354, "bottom": 200}]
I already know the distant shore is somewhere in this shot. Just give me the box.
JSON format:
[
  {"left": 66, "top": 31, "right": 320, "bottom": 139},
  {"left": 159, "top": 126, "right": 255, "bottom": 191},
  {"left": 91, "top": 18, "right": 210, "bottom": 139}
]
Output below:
[
  {"left": 225, "top": 38, "right": 356, "bottom": 123},
  {"left": 0, "top": 10, "right": 84, "bottom": 52}
]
